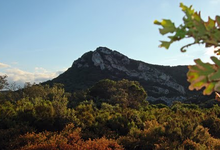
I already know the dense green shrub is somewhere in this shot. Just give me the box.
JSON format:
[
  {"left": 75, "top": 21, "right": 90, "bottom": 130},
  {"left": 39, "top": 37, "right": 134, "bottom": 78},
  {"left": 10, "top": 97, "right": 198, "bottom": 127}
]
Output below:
[{"left": 1, "top": 79, "right": 220, "bottom": 149}]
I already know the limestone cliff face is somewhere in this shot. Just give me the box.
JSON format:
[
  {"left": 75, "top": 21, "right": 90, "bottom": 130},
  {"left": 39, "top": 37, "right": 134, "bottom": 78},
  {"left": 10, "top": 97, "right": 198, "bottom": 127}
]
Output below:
[{"left": 49, "top": 47, "right": 209, "bottom": 105}]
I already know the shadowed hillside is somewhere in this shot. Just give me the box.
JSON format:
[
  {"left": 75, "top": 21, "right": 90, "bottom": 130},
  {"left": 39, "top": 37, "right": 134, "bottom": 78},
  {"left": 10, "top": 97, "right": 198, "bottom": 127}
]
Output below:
[{"left": 44, "top": 47, "right": 214, "bottom": 105}]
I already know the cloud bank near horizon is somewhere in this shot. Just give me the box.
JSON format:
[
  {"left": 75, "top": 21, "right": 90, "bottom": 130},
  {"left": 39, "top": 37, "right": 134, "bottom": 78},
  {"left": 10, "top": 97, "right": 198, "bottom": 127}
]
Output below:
[
  {"left": 0, "top": 63, "right": 65, "bottom": 87},
  {"left": 0, "top": 62, "right": 10, "bottom": 68}
]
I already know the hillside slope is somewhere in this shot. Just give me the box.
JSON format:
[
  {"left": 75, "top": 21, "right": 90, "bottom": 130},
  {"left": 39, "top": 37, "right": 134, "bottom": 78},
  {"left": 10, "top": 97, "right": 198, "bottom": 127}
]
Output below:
[{"left": 45, "top": 47, "right": 213, "bottom": 105}]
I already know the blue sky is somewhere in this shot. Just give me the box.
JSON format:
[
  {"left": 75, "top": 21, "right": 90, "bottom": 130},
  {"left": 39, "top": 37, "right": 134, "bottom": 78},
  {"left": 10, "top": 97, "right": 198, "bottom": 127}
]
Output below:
[{"left": 0, "top": 0, "right": 220, "bottom": 85}]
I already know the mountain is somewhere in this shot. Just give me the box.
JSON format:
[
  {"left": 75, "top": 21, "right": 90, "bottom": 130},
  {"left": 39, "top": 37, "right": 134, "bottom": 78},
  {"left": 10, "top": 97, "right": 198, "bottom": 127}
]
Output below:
[{"left": 45, "top": 47, "right": 214, "bottom": 105}]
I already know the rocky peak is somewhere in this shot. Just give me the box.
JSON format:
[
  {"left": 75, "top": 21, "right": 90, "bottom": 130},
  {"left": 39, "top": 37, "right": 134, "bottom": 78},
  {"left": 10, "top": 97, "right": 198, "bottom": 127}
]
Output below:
[
  {"left": 91, "top": 47, "right": 130, "bottom": 71},
  {"left": 95, "top": 47, "right": 112, "bottom": 54},
  {"left": 48, "top": 47, "right": 213, "bottom": 105},
  {"left": 73, "top": 47, "right": 130, "bottom": 71}
]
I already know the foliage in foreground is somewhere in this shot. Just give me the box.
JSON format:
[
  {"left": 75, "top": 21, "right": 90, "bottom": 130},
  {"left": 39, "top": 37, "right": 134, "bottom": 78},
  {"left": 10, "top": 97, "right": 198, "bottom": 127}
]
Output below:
[
  {"left": 155, "top": 3, "right": 220, "bottom": 95},
  {"left": 1, "top": 80, "right": 220, "bottom": 149}
]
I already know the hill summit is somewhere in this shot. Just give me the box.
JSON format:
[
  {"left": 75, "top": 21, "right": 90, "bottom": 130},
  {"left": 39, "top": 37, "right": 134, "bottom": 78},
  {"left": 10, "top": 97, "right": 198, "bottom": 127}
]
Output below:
[{"left": 46, "top": 47, "right": 211, "bottom": 105}]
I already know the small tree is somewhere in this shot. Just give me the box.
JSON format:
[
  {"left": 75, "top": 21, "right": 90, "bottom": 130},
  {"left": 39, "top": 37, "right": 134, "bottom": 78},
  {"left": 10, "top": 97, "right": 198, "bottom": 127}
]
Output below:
[
  {"left": 89, "top": 79, "right": 147, "bottom": 108},
  {"left": 0, "top": 75, "right": 8, "bottom": 90},
  {"left": 154, "top": 3, "right": 220, "bottom": 96}
]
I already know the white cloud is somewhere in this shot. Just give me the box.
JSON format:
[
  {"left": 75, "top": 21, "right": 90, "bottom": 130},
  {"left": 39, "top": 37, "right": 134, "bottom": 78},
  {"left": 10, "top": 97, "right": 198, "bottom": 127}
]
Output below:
[
  {"left": 0, "top": 62, "right": 10, "bottom": 68},
  {"left": 0, "top": 67, "right": 66, "bottom": 87}
]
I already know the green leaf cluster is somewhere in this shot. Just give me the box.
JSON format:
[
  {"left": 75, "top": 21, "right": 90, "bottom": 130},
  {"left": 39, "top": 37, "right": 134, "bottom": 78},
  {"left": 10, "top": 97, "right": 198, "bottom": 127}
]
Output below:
[
  {"left": 188, "top": 57, "right": 220, "bottom": 95},
  {"left": 155, "top": 3, "right": 220, "bottom": 95},
  {"left": 154, "top": 3, "right": 220, "bottom": 53}
]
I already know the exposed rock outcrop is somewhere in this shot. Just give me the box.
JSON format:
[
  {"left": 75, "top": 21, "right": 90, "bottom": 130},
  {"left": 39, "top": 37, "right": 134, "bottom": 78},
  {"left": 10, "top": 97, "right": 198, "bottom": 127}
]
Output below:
[{"left": 46, "top": 47, "right": 213, "bottom": 105}]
